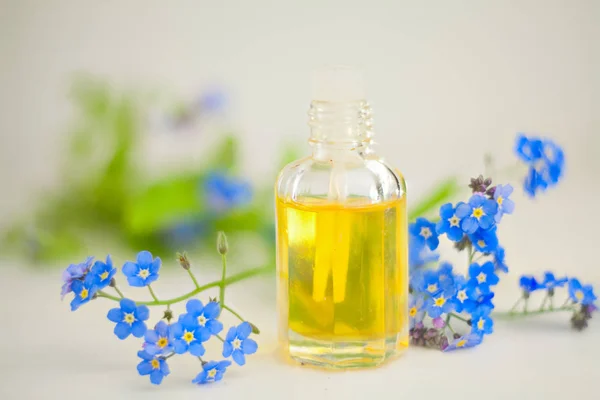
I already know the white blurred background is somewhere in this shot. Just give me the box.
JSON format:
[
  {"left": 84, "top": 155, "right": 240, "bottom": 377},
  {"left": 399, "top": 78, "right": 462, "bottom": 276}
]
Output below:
[{"left": 1, "top": 0, "right": 599, "bottom": 279}]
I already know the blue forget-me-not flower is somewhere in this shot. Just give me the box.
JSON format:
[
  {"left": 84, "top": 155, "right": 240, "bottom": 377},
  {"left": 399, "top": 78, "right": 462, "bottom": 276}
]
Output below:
[
  {"left": 409, "top": 218, "right": 439, "bottom": 251},
  {"left": 172, "top": 315, "right": 211, "bottom": 356},
  {"left": 107, "top": 298, "right": 150, "bottom": 339},
  {"left": 493, "top": 246, "right": 508, "bottom": 273},
  {"left": 493, "top": 184, "right": 515, "bottom": 222},
  {"left": 61, "top": 256, "right": 93, "bottom": 299},
  {"left": 455, "top": 195, "right": 498, "bottom": 234},
  {"left": 203, "top": 171, "right": 252, "bottom": 213},
  {"left": 122, "top": 251, "right": 161, "bottom": 287},
  {"left": 568, "top": 279, "right": 597, "bottom": 306},
  {"left": 182, "top": 299, "right": 223, "bottom": 337},
  {"left": 137, "top": 350, "right": 170, "bottom": 385},
  {"left": 436, "top": 203, "right": 465, "bottom": 242},
  {"left": 222, "top": 321, "right": 258, "bottom": 366},
  {"left": 192, "top": 360, "right": 232, "bottom": 384},
  {"left": 70, "top": 273, "right": 97, "bottom": 311},
  {"left": 468, "top": 226, "right": 499, "bottom": 253},
  {"left": 470, "top": 309, "right": 494, "bottom": 335},
  {"left": 90, "top": 255, "right": 116, "bottom": 290},
  {"left": 468, "top": 262, "right": 499, "bottom": 295},
  {"left": 443, "top": 334, "right": 483, "bottom": 352},
  {"left": 143, "top": 321, "right": 174, "bottom": 355}
]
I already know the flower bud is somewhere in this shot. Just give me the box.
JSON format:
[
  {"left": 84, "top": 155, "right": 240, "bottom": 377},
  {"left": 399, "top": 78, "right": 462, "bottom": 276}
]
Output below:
[
  {"left": 163, "top": 309, "right": 174, "bottom": 322},
  {"left": 109, "top": 277, "right": 116, "bottom": 287},
  {"left": 177, "top": 252, "right": 191, "bottom": 270},
  {"left": 249, "top": 322, "right": 260, "bottom": 334},
  {"left": 217, "top": 231, "right": 228, "bottom": 255}
]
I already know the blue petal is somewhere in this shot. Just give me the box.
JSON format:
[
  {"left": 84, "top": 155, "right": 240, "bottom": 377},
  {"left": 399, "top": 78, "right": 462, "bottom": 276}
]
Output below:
[
  {"left": 171, "top": 322, "right": 184, "bottom": 337},
  {"left": 455, "top": 202, "right": 470, "bottom": 218},
  {"left": 150, "top": 370, "right": 164, "bottom": 385},
  {"left": 207, "top": 319, "right": 223, "bottom": 335},
  {"left": 217, "top": 360, "right": 232, "bottom": 369},
  {"left": 214, "top": 371, "right": 224, "bottom": 382},
  {"left": 127, "top": 276, "right": 146, "bottom": 287},
  {"left": 137, "top": 350, "right": 154, "bottom": 360},
  {"left": 236, "top": 322, "right": 252, "bottom": 340},
  {"left": 222, "top": 341, "right": 233, "bottom": 357},
  {"left": 482, "top": 200, "right": 498, "bottom": 216},
  {"left": 120, "top": 298, "right": 137, "bottom": 313},
  {"left": 131, "top": 321, "right": 147, "bottom": 338},
  {"left": 461, "top": 218, "right": 478, "bottom": 234},
  {"left": 137, "top": 361, "right": 152, "bottom": 375},
  {"left": 173, "top": 340, "right": 188, "bottom": 354},
  {"left": 136, "top": 305, "right": 150, "bottom": 321},
  {"left": 204, "top": 361, "right": 218, "bottom": 370},
  {"left": 242, "top": 338, "right": 258, "bottom": 354},
  {"left": 114, "top": 322, "right": 131, "bottom": 339},
  {"left": 479, "top": 215, "right": 493, "bottom": 230},
  {"left": 137, "top": 251, "right": 153, "bottom": 266},
  {"left": 197, "top": 327, "right": 212, "bottom": 342},
  {"left": 232, "top": 349, "right": 246, "bottom": 366},
  {"left": 150, "top": 257, "right": 161, "bottom": 274},
  {"left": 160, "top": 360, "right": 170, "bottom": 375},
  {"left": 225, "top": 326, "right": 237, "bottom": 341},
  {"left": 193, "top": 371, "right": 208, "bottom": 384},
  {"left": 503, "top": 199, "right": 515, "bottom": 214},
  {"left": 447, "top": 227, "right": 464, "bottom": 242},
  {"left": 107, "top": 308, "right": 123, "bottom": 323},
  {"left": 186, "top": 299, "right": 204, "bottom": 315},
  {"left": 439, "top": 203, "right": 453, "bottom": 218},
  {"left": 145, "top": 274, "right": 159, "bottom": 285},
  {"left": 469, "top": 196, "right": 484, "bottom": 207},
  {"left": 189, "top": 342, "right": 206, "bottom": 356},
  {"left": 144, "top": 344, "right": 160, "bottom": 355},
  {"left": 122, "top": 262, "right": 138, "bottom": 277},
  {"left": 71, "top": 280, "right": 84, "bottom": 294},
  {"left": 203, "top": 301, "right": 220, "bottom": 319},
  {"left": 70, "top": 297, "right": 82, "bottom": 311}
]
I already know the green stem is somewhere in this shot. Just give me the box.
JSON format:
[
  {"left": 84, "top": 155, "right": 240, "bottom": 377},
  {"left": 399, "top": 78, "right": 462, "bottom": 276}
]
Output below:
[
  {"left": 449, "top": 313, "right": 470, "bottom": 323},
  {"left": 96, "top": 265, "right": 271, "bottom": 306},
  {"left": 508, "top": 298, "right": 523, "bottom": 314},
  {"left": 197, "top": 356, "right": 206, "bottom": 365},
  {"left": 494, "top": 305, "right": 576, "bottom": 319},
  {"left": 468, "top": 245, "right": 475, "bottom": 265},
  {"left": 148, "top": 285, "right": 159, "bottom": 302},
  {"left": 187, "top": 269, "right": 200, "bottom": 289},
  {"left": 113, "top": 285, "right": 125, "bottom": 299},
  {"left": 539, "top": 295, "right": 549, "bottom": 311},
  {"left": 215, "top": 334, "right": 225, "bottom": 343},
  {"left": 222, "top": 304, "right": 245, "bottom": 322},
  {"left": 219, "top": 254, "right": 227, "bottom": 315}
]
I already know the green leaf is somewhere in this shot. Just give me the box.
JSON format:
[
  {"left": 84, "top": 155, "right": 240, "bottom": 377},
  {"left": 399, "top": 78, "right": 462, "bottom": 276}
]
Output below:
[
  {"left": 205, "top": 135, "right": 238, "bottom": 171},
  {"left": 408, "top": 177, "right": 462, "bottom": 221}
]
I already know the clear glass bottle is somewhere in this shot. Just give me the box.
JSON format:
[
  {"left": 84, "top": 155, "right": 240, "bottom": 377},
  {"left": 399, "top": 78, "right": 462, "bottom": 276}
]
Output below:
[{"left": 275, "top": 66, "right": 409, "bottom": 368}]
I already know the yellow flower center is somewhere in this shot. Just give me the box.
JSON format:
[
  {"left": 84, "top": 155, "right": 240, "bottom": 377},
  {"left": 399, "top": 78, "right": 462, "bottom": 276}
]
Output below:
[
  {"left": 575, "top": 290, "right": 584, "bottom": 302},
  {"left": 157, "top": 337, "right": 168, "bottom": 348},
  {"left": 457, "top": 290, "right": 467, "bottom": 302},
  {"left": 409, "top": 307, "right": 417, "bottom": 317},
  {"left": 477, "top": 240, "right": 486, "bottom": 248},
  {"left": 434, "top": 296, "right": 446, "bottom": 307},
  {"left": 420, "top": 227, "right": 432, "bottom": 239},
  {"left": 198, "top": 315, "right": 207, "bottom": 327},
  {"left": 138, "top": 269, "right": 150, "bottom": 279},
  {"left": 472, "top": 207, "right": 484, "bottom": 219},
  {"left": 449, "top": 216, "right": 460, "bottom": 227},
  {"left": 183, "top": 331, "right": 195, "bottom": 344},
  {"left": 80, "top": 288, "right": 89, "bottom": 300},
  {"left": 477, "top": 318, "right": 485, "bottom": 330},
  {"left": 497, "top": 196, "right": 504, "bottom": 205},
  {"left": 232, "top": 338, "right": 242, "bottom": 350},
  {"left": 457, "top": 339, "right": 467, "bottom": 348},
  {"left": 100, "top": 271, "right": 109, "bottom": 281},
  {"left": 151, "top": 359, "right": 160, "bottom": 369},
  {"left": 427, "top": 284, "right": 438, "bottom": 293},
  {"left": 123, "top": 313, "right": 135, "bottom": 324},
  {"left": 477, "top": 272, "right": 487, "bottom": 284},
  {"left": 207, "top": 369, "right": 217, "bottom": 378}
]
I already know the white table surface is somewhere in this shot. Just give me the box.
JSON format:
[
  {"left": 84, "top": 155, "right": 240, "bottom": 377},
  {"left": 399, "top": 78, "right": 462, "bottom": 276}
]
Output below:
[{"left": 1, "top": 261, "right": 598, "bottom": 400}]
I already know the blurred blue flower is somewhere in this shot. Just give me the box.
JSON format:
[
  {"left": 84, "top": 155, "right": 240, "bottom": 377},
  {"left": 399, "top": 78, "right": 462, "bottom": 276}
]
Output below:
[
  {"left": 198, "top": 89, "right": 227, "bottom": 113},
  {"left": 137, "top": 350, "right": 170, "bottom": 385},
  {"left": 465, "top": 292, "right": 495, "bottom": 314},
  {"left": 438, "top": 262, "right": 455, "bottom": 290},
  {"left": 192, "top": 360, "right": 231, "bottom": 384},
  {"left": 443, "top": 334, "right": 483, "bottom": 352},
  {"left": 204, "top": 171, "right": 252, "bottom": 213},
  {"left": 541, "top": 139, "right": 565, "bottom": 185},
  {"left": 61, "top": 256, "right": 93, "bottom": 299},
  {"left": 172, "top": 315, "right": 211, "bottom": 356},
  {"left": 493, "top": 246, "right": 509, "bottom": 273},
  {"left": 70, "top": 273, "right": 97, "bottom": 311},
  {"left": 421, "top": 269, "right": 442, "bottom": 295},
  {"left": 493, "top": 184, "right": 515, "bottom": 222},
  {"left": 470, "top": 309, "right": 494, "bottom": 335},
  {"left": 143, "top": 321, "right": 174, "bottom": 356},
  {"left": 107, "top": 298, "right": 150, "bottom": 340},
  {"left": 519, "top": 275, "right": 545, "bottom": 295},
  {"left": 425, "top": 288, "right": 455, "bottom": 318},
  {"left": 568, "top": 279, "right": 597, "bottom": 305},
  {"left": 542, "top": 272, "right": 568, "bottom": 290},
  {"left": 122, "top": 251, "right": 161, "bottom": 287},
  {"left": 409, "top": 218, "right": 439, "bottom": 251},
  {"left": 468, "top": 226, "right": 499, "bottom": 253},
  {"left": 455, "top": 195, "right": 498, "bottom": 234},
  {"left": 222, "top": 322, "right": 258, "bottom": 366},
  {"left": 523, "top": 167, "right": 548, "bottom": 197},
  {"left": 182, "top": 299, "right": 223, "bottom": 337},
  {"left": 409, "top": 235, "right": 439, "bottom": 269},
  {"left": 409, "top": 293, "right": 426, "bottom": 328},
  {"left": 436, "top": 203, "right": 464, "bottom": 241},
  {"left": 468, "top": 262, "right": 499, "bottom": 294},
  {"left": 452, "top": 275, "right": 477, "bottom": 313},
  {"left": 89, "top": 255, "right": 116, "bottom": 290},
  {"left": 515, "top": 134, "right": 544, "bottom": 162}
]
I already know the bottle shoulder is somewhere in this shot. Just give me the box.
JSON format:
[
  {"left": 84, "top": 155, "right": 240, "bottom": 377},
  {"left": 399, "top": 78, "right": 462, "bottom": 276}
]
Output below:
[{"left": 275, "top": 155, "right": 406, "bottom": 204}]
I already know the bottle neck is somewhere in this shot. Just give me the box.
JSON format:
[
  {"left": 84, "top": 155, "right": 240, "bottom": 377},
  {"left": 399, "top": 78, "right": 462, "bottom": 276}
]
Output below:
[{"left": 308, "top": 100, "right": 374, "bottom": 160}]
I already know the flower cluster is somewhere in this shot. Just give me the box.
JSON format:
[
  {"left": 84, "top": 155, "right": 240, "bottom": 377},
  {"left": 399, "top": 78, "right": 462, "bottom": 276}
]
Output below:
[
  {"left": 515, "top": 134, "right": 565, "bottom": 197},
  {"left": 61, "top": 232, "right": 259, "bottom": 386},
  {"left": 409, "top": 176, "right": 509, "bottom": 351},
  {"left": 512, "top": 273, "right": 597, "bottom": 331}
]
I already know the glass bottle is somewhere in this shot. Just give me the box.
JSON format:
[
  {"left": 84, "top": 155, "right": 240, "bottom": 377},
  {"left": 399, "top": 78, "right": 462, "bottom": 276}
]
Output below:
[{"left": 275, "top": 66, "right": 409, "bottom": 368}]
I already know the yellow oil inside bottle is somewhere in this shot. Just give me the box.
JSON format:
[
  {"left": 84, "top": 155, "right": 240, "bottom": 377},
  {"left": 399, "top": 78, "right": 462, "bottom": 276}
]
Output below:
[{"left": 276, "top": 196, "right": 409, "bottom": 368}]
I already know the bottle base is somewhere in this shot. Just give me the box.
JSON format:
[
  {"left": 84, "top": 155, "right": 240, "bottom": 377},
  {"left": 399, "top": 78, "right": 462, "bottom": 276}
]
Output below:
[{"left": 285, "top": 330, "right": 408, "bottom": 369}]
